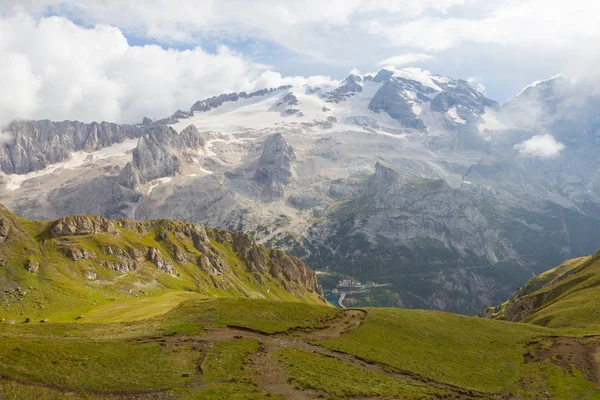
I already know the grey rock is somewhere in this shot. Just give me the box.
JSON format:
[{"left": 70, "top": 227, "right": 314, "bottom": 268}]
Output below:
[
  {"left": 0, "top": 120, "right": 145, "bottom": 174},
  {"left": 118, "top": 124, "right": 205, "bottom": 189},
  {"left": 255, "top": 133, "right": 295, "bottom": 201},
  {"left": 0, "top": 217, "right": 10, "bottom": 243},
  {"left": 25, "top": 259, "right": 39, "bottom": 273}
]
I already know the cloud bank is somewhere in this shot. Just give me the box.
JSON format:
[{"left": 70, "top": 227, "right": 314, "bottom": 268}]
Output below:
[
  {"left": 0, "top": 13, "right": 335, "bottom": 128},
  {"left": 0, "top": 0, "right": 599, "bottom": 126},
  {"left": 378, "top": 53, "right": 435, "bottom": 67},
  {"left": 514, "top": 134, "right": 565, "bottom": 158}
]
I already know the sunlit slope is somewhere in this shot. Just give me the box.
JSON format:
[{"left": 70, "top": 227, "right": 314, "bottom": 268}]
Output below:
[
  {"left": 0, "top": 204, "right": 325, "bottom": 322},
  {"left": 491, "top": 250, "right": 600, "bottom": 329}
]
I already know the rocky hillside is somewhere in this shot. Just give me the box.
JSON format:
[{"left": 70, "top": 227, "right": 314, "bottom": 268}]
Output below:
[
  {"left": 0, "top": 204, "right": 324, "bottom": 320},
  {"left": 487, "top": 249, "right": 600, "bottom": 328}
]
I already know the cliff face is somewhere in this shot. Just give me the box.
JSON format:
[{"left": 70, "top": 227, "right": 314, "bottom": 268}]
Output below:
[
  {"left": 255, "top": 133, "right": 296, "bottom": 201},
  {"left": 0, "top": 206, "right": 325, "bottom": 317},
  {"left": 0, "top": 120, "right": 146, "bottom": 174}
]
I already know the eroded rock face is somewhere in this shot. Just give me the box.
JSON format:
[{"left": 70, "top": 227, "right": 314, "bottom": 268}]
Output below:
[
  {"left": 147, "top": 247, "right": 176, "bottom": 276},
  {"left": 66, "top": 248, "right": 97, "bottom": 261},
  {"left": 228, "top": 230, "right": 321, "bottom": 293},
  {"left": 50, "top": 216, "right": 119, "bottom": 237},
  {"left": 430, "top": 79, "right": 497, "bottom": 123},
  {"left": 255, "top": 133, "right": 296, "bottom": 201}
]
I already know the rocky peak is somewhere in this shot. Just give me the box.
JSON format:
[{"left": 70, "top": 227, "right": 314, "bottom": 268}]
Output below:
[
  {"left": 324, "top": 74, "right": 364, "bottom": 103},
  {"left": 431, "top": 80, "right": 498, "bottom": 123},
  {"left": 372, "top": 68, "right": 394, "bottom": 83},
  {"left": 498, "top": 76, "right": 573, "bottom": 129},
  {"left": 190, "top": 86, "right": 293, "bottom": 113},
  {"left": 255, "top": 133, "right": 296, "bottom": 201},
  {"left": 117, "top": 124, "right": 205, "bottom": 189},
  {"left": 369, "top": 79, "right": 426, "bottom": 131}
]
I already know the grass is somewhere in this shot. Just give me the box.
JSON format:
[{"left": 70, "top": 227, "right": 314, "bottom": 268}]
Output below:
[
  {"left": 163, "top": 297, "right": 341, "bottom": 334},
  {"left": 496, "top": 253, "right": 600, "bottom": 329},
  {"left": 0, "top": 296, "right": 599, "bottom": 398},
  {"left": 0, "top": 380, "right": 116, "bottom": 400},
  {"left": 81, "top": 291, "right": 204, "bottom": 323},
  {"left": 317, "top": 307, "right": 555, "bottom": 393},
  {"left": 0, "top": 336, "right": 196, "bottom": 392},
  {"left": 276, "top": 348, "right": 446, "bottom": 399},
  {"left": 176, "top": 339, "right": 282, "bottom": 399}
]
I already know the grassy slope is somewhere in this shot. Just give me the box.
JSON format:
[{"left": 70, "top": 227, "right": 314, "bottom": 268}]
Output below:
[
  {"left": 318, "top": 308, "right": 599, "bottom": 396},
  {"left": 0, "top": 298, "right": 340, "bottom": 398},
  {"left": 0, "top": 206, "right": 325, "bottom": 322},
  {"left": 1, "top": 296, "right": 598, "bottom": 399},
  {"left": 493, "top": 251, "right": 600, "bottom": 329},
  {"left": 276, "top": 347, "right": 446, "bottom": 399}
]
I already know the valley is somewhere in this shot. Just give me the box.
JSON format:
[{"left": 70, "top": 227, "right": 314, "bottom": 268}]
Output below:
[
  {"left": 1, "top": 209, "right": 600, "bottom": 398},
  {"left": 2, "top": 4, "right": 600, "bottom": 399}
]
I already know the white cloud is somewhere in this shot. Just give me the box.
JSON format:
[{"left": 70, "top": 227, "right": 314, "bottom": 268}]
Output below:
[
  {"left": 1, "top": 0, "right": 599, "bottom": 104},
  {"left": 378, "top": 53, "right": 435, "bottom": 67},
  {"left": 362, "top": 0, "right": 600, "bottom": 52},
  {"left": 467, "top": 76, "right": 487, "bottom": 95},
  {"left": 514, "top": 134, "right": 565, "bottom": 158},
  {"left": 0, "top": 14, "right": 336, "bottom": 128}
]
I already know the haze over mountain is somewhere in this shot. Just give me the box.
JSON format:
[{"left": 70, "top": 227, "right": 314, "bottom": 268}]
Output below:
[{"left": 2, "top": 67, "right": 599, "bottom": 313}]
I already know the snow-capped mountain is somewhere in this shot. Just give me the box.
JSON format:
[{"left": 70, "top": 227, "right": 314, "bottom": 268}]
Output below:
[{"left": 2, "top": 68, "right": 600, "bottom": 314}]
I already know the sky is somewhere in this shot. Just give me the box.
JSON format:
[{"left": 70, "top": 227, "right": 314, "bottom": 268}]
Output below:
[{"left": 0, "top": 0, "right": 598, "bottom": 127}]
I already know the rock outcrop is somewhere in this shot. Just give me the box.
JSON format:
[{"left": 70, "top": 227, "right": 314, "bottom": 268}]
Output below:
[
  {"left": 430, "top": 79, "right": 497, "bottom": 123},
  {"left": 0, "top": 218, "right": 10, "bottom": 243},
  {"left": 50, "top": 215, "right": 119, "bottom": 237}
]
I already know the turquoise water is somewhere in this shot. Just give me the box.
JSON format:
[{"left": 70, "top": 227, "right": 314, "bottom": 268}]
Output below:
[{"left": 325, "top": 294, "right": 341, "bottom": 308}]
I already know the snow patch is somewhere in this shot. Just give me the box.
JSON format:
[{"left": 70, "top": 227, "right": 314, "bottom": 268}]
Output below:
[
  {"left": 477, "top": 108, "right": 509, "bottom": 132},
  {"left": 447, "top": 107, "right": 466, "bottom": 124}
]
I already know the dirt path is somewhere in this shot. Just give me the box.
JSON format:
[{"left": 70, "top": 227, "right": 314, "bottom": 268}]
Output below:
[
  {"left": 6, "top": 308, "right": 598, "bottom": 400},
  {"left": 525, "top": 337, "right": 600, "bottom": 387},
  {"left": 198, "top": 309, "right": 488, "bottom": 399}
]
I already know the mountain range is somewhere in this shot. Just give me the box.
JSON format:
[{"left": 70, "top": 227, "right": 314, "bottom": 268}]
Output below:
[{"left": 2, "top": 67, "right": 600, "bottom": 314}]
